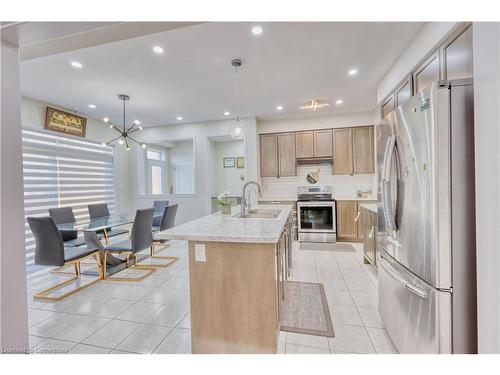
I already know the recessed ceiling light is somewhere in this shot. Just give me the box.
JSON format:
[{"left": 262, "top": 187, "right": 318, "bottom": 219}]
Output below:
[
  {"left": 348, "top": 69, "right": 358, "bottom": 76},
  {"left": 70, "top": 61, "right": 83, "bottom": 69},
  {"left": 153, "top": 46, "right": 164, "bottom": 54},
  {"left": 336, "top": 99, "right": 344, "bottom": 105},
  {"left": 276, "top": 105, "right": 283, "bottom": 111},
  {"left": 88, "top": 104, "right": 96, "bottom": 109},
  {"left": 252, "top": 26, "right": 263, "bottom": 35},
  {"left": 134, "top": 120, "right": 141, "bottom": 125},
  {"left": 224, "top": 111, "right": 230, "bottom": 116},
  {"left": 177, "top": 116, "right": 183, "bottom": 121},
  {"left": 103, "top": 117, "right": 110, "bottom": 123}
]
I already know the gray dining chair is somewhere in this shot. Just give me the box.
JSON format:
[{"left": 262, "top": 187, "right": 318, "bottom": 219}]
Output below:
[
  {"left": 88, "top": 203, "right": 129, "bottom": 245},
  {"left": 101, "top": 208, "right": 156, "bottom": 281},
  {"left": 27, "top": 216, "right": 102, "bottom": 301},
  {"left": 48, "top": 207, "right": 86, "bottom": 247},
  {"left": 151, "top": 204, "right": 178, "bottom": 253},
  {"left": 152, "top": 200, "right": 169, "bottom": 228}
]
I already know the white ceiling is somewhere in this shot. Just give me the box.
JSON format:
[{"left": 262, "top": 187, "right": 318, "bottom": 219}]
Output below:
[{"left": 20, "top": 22, "right": 423, "bottom": 127}]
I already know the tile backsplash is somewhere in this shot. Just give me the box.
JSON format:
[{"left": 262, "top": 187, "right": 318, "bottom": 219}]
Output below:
[{"left": 261, "top": 164, "right": 376, "bottom": 200}]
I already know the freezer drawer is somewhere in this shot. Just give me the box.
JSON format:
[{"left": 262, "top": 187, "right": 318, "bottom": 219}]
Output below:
[{"left": 378, "top": 250, "right": 452, "bottom": 354}]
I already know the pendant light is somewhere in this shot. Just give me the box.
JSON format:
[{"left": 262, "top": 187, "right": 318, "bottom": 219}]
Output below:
[
  {"left": 102, "top": 94, "right": 146, "bottom": 150},
  {"left": 229, "top": 58, "right": 246, "bottom": 139}
]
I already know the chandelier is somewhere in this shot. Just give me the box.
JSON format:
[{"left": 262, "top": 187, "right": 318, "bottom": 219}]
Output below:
[
  {"left": 102, "top": 94, "right": 146, "bottom": 150},
  {"left": 229, "top": 58, "right": 246, "bottom": 139}
]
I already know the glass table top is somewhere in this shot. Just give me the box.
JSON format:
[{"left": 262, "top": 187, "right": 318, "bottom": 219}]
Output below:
[{"left": 56, "top": 213, "right": 162, "bottom": 232}]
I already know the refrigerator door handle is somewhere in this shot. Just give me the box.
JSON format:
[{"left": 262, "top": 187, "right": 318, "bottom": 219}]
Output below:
[
  {"left": 379, "top": 255, "right": 407, "bottom": 286},
  {"left": 405, "top": 283, "right": 428, "bottom": 299},
  {"left": 382, "top": 135, "right": 398, "bottom": 237}
]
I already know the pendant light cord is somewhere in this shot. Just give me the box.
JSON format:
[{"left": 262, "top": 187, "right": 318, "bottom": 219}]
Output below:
[{"left": 234, "top": 64, "right": 240, "bottom": 122}]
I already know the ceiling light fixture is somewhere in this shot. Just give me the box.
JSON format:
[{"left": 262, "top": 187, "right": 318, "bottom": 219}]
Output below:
[
  {"left": 300, "top": 99, "right": 330, "bottom": 111},
  {"left": 348, "top": 69, "right": 358, "bottom": 76},
  {"left": 153, "top": 46, "right": 164, "bottom": 54},
  {"left": 276, "top": 105, "right": 283, "bottom": 111},
  {"left": 176, "top": 116, "right": 183, "bottom": 121},
  {"left": 70, "top": 61, "right": 83, "bottom": 69},
  {"left": 229, "top": 58, "right": 246, "bottom": 139},
  {"left": 224, "top": 111, "right": 230, "bottom": 116},
  {"left": 102, "top": 94, "right": 146, "bottom": 150},
  {"left": 251, "top": 26, "right": 263, "bottom": 35},
  {"left": 88, "top": 104, "right": 96, "bottom": 109},
  {"left": 336, "top": 99, "right": 344, "bottom": 105}
]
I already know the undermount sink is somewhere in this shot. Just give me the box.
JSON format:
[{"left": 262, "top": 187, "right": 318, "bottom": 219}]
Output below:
[{"left": 232, "top": 209, "right": 282, "bottom": 219}]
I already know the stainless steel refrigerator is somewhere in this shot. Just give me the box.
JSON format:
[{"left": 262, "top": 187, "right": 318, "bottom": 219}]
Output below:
[{"left": 376, "top": 79, "right": 477, "bottom": 354}]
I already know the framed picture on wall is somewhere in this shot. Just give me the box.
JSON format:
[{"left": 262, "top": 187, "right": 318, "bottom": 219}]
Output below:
[
  {"left": 236, "top": 156, "right": 245, "bottom": 168},
  {"left": 223, "top": 157, "right": 235, "bottom": 168},
  {"left": 44, "top": 107, "right": 87, "bottom": 137}
]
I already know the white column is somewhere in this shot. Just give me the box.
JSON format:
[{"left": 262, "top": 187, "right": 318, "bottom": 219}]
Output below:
[
  {"left": 473, "top": 22, "right": 500, "bottom": 354},
  {"left": 0, "top": 40, "right": 29, "bottom": 352}
]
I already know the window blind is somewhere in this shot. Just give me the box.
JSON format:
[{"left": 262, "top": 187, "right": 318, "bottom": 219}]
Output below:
[{"left": 22, "top": 129, "right": 115, "bottom": 272}]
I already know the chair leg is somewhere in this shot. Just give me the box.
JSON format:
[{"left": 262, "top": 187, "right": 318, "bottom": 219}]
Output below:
[
  {"left": 34, "top": 255, "right": 101, "bottom": 301},
  {"left": 103, "top": 251, "right": 108, "bottom": 279},
  {"left": 137, "top": 244, "right": 179, "bottom": 269},
  {"left": 103, "top": 251, "right": 156, "bottom": 282}
]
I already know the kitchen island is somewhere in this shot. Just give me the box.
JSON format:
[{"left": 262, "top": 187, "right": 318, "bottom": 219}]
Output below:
[{"left": 159, "top": 204, "right": 293, "bottom": 354}]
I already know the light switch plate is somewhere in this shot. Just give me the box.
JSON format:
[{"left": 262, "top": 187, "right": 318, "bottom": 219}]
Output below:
[{"left": 194, "top": 244, "right": 206, "bottom": 262}]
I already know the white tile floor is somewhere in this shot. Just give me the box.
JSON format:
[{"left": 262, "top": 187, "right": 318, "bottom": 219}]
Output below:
[{"left": 26, "top": 240, "right": 397, "bottom": 354}]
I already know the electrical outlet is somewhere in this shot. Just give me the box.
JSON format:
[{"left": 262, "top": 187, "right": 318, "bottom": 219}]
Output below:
[{"left": 194, "top": 244, "right": 206, "bottom": 262}]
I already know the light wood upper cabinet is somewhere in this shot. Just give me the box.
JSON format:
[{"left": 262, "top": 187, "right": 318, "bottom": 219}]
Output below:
[
  {"left": 352, "top": 126, "right": 375, "bottom": 174},
  {"left": 445, "top": 25, "right": 473, "bottom": 81},
  {"left": 295, "top": 131, "right": 314, "bottom": 158},
  {"left": 336, "top": 200, "right": 358, "bottom": 241},
  {"left": 260, "top": 133, "right": 278, "bottom": 177},
  {"left": 333, "top": 128, "right": 353, "bottom": 175},
  {"left": 414, "top": 52, "right": 440, "bottom": 93},
  {"left": 313, "top": 129, "right": 333, "bottom": 157},
  {"left": 277, "top": 132, "right": 296, "bottom": 177}
]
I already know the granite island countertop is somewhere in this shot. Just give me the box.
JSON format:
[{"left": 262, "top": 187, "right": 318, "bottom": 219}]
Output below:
[
  {"left": 158, "top": 204, "right": 292, "bottom": 244},
  {"left": 360, "top": 203, "right": 377, "bottom": 213}
]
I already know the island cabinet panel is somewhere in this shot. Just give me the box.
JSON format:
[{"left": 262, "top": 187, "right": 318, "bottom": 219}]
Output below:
[
  {"left": 352, "top": 126, "right": 375, "bottom": 174},
  {"left": 295, "top": 131, "right": 315, "bottom": 158},
  {"left": 260, "top": 133, "right": 278, "bottom": 177},
  {"left": 362, "top": 207, "right": 378, "bottom": 267},
  {"left": 277, "top": 132, "right": 297, "bottom": 177},
  {"left": 188, "top": 241, "right": 279, "bottom": 354},
  {"left": 333, "top": 128, "right": 353, "bottom": 175},
  {"left": 336, "top": 200, "right": 358, "bottom": 241},
  {"left": 313, "top": 129, "right": 333, "bottom": 157}
]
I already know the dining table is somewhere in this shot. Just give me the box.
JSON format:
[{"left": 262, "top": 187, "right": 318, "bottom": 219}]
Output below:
[{"left": 56, "top": 213, "right": 163, "bottom": 267}]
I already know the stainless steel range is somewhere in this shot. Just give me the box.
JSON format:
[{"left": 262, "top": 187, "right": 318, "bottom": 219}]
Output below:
[{"left": 297, "top": 186, "right": 336, "bottom": 243}]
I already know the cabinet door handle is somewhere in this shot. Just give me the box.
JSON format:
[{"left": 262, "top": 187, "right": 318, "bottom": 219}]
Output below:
[
  {"left": 354, "top": 211, "right": 361, "bottom": 222},
  {"left": 369, "top": 226, "right": 375, "bottom": 238}
]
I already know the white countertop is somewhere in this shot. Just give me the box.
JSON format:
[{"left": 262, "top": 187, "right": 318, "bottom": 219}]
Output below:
[
  {"left": 158, "top": 204, "right": 292, "bottom": 244},
  {"left": 360, "top": 203, "right": 377, "bottom": 213}
]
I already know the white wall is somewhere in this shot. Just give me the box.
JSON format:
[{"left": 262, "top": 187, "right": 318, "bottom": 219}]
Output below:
[
  {"left": 473, "top": 22, "right": 500, "bottom": 354},
  {"left": 257, "top": 111, "right": 377, "bottom": 200},
  {"left": 20, "top": 97, "right": 132, "bottom": 216},
  {"left": 377, "top": 22, "right": 459, "bottom": 103},
  {"left": 0, "top": 40, "right": 29, "bottom": 351},
  {"left": 210, "top": 140, "right": 245, "bottom": 197},
  {"left": 130, "top": 117, "right": 257, "bottom": 224}
]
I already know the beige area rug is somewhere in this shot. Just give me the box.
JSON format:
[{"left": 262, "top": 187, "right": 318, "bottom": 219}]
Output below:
[
  {"left": 280, "top": 281, "right": 334, "bottom": 337},
  {"left": 299, "top": 242, "right": 355, "bottom": 252}
]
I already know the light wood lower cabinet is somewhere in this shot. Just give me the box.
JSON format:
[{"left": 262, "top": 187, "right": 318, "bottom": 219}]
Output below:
[
  {"left": 337, "top": 200, "right": 376, "bottom": 242},
  {"left": 336, "top": 200, "right": 358, "bottom": 241}
]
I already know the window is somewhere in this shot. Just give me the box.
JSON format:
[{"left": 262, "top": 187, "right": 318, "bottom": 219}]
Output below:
[
  {"left": 22, "top": 129, "right": 115, "bottom": 273},
  {"left": 173, "top": 160, "right": 195, "bottom": 194},
  {"left": 146, "top": 148, "right": 166, "bottom": 194}
]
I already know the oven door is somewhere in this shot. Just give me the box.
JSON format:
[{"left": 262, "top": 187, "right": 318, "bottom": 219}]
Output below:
[{"left": 297, "top": 201, "right": 336, "bottom": 233}]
